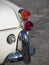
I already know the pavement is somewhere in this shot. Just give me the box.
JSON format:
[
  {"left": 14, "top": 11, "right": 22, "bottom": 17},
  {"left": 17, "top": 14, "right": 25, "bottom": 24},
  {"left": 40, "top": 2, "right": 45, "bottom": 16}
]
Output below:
[{"left": 6, "top": 0, "right": 49, "bottom": 65}]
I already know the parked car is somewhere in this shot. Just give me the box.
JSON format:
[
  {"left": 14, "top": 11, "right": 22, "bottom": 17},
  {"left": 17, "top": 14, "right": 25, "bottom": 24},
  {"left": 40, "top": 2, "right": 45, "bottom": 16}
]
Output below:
[{"left": 0, "top": 0, "right": 35, "bottom": 65}]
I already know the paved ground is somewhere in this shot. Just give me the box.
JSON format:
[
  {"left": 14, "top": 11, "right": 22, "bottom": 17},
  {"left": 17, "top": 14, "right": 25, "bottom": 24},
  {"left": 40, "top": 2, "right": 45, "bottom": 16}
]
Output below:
[{"left": 7, "top": 0, "right": 49, "bottom": 65}]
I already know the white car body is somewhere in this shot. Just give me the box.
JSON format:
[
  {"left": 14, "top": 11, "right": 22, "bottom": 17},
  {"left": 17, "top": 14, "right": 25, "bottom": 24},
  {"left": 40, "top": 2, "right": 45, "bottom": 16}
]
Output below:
[
  {"left": 0, "top": 1, "right": 35, "bottom": 64},
  {"left": 0, "top": 0, "right": 23, "bottom": 64}
]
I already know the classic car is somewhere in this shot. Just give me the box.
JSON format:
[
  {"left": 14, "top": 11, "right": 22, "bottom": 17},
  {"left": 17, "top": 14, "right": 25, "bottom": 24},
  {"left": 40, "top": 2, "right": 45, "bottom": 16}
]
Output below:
[{"left": 0, "top": 0, "right": 35, "bottom": 65}]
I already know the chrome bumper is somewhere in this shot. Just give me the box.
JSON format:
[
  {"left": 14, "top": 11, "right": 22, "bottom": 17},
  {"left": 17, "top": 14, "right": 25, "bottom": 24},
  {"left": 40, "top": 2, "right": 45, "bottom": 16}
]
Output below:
[{"left": 4, "top": 30, "right": 35, "bottom": 64}]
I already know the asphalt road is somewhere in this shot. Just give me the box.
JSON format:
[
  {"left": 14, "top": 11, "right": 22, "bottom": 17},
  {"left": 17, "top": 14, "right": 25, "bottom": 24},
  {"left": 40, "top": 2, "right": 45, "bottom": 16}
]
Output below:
[{"left": 6, "top": 0, "right": 49, "bottom": 65}]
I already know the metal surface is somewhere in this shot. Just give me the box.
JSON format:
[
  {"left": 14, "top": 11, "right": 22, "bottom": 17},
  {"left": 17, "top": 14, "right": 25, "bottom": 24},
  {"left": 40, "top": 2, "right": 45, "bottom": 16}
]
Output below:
[
  {"left": 0, "top": 2, "right": 20, "bottom": 30},
  {"left": 29, "top": 44, "right": 35, "bottom": 55},
  {"left": 18, "top": 30, "right": 29, "bottom": 44},
  {"left": 7, "top": 34, "right": 16, "bottom": 44},
  {"left": 17, "top": 30, "right": 31, "bottom": 64},
  {"left": 3, "top": 29, "right": 35, "bottom": 65},
  {"left": 0, "top": 1, "right": 22, "bottom": 64},
  {"left": 0, "top": 30, "right": 34, "bottom": 64},
  {"left": 7, "top": 51, "right": 23, "bottom": 62},
  {"left": 0, "top": 28, "right": 22, "bottom": 64}
]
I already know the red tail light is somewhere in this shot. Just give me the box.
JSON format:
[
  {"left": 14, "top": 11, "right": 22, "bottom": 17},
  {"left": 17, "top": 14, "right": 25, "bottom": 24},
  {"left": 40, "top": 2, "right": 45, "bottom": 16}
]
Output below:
[
  {"left": 24, "top": 21, "right": 34, "bottom": 31},
  {"left": 18, "top": 9, "right": 34, "bottom": 31},
  {"left": 21, "top": 10, "right": 31, "bottom": 20}
]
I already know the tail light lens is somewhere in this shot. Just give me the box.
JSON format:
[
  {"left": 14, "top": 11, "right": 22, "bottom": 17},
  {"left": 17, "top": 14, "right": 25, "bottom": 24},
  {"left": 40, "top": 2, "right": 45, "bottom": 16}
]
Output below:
[
  {"left": 21, "top": 10, "right": 31, "bottom": 20},
  {"left": 18, "top": 9, "right": 31, "bottom": 20},
  {"left": 18, "top": 9, "right": 34, "bottom": 31},
  {"left": 24, "top": 21, "right": 34, "bottom": 31}
]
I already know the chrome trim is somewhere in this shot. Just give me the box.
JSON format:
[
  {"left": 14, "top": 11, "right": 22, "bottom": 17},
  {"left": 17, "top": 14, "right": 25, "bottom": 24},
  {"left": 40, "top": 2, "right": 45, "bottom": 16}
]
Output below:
[
  {"left": 7, "top": 51, "right": 22, "bottom": 62},
  {"left": 7, "top": 34, "right": 16, "bottom": 44},
  {"left": 3, "top": 30, "right": 35, "bottom": 65},
  {"left": 29, "top": 44, "right": 35, "bottom": 55},
  {"left": 4, "top": 51, "right": 23, "bottom": 64},
  {"left": 18, "top": 30, "right": 29, "bottom": 44},
  {"left": 17, "top": 30, "right": 31, "bottom": 64}
]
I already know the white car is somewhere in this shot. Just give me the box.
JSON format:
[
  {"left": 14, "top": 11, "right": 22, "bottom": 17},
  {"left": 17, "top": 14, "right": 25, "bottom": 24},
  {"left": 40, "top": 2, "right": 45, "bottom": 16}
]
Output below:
[{"left": 0, "top": 0, "right": 35, "bottom": 65}]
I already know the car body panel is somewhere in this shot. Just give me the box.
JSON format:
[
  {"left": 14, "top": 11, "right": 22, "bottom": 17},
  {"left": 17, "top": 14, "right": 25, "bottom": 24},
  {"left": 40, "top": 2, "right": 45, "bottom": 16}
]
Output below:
[
  {"left": 1, "top": 0, "right": 23, "bottom": 22},
  {"left": 0, "top": 3, "right": 20, "bottom": 30},
  {"left": 0, "top": 1, "right": 23, "bottom": 64},
  {"left": 0, "top": 28, "right": 22, "bottom": 64}
]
